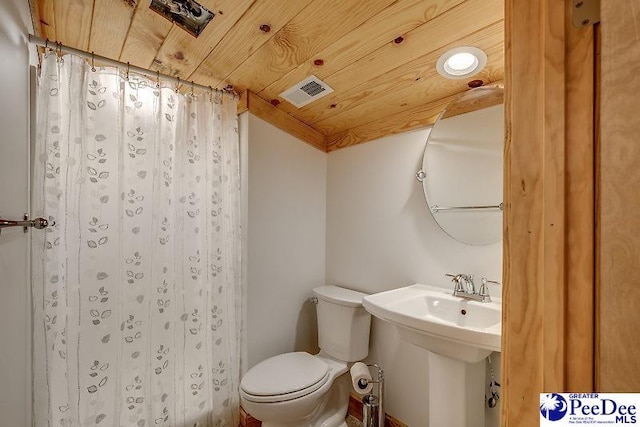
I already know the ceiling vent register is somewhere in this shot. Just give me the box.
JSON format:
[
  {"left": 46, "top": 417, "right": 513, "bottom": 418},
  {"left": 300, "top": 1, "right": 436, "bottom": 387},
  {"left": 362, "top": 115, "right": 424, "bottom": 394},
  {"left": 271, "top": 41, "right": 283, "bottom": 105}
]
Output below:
[{"left": 279, "top": 75, "right": 334, "bottom": 108}]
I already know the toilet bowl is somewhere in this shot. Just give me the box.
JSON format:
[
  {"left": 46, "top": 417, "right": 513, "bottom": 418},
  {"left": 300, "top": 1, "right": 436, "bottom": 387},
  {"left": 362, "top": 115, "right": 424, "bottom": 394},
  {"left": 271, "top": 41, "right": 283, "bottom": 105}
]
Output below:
[
  {"left": 240, "top": 286, "right": 371, "bottom": 427},
  {"left": 240, "top": 352, "right": 350, "bottom": 427}
]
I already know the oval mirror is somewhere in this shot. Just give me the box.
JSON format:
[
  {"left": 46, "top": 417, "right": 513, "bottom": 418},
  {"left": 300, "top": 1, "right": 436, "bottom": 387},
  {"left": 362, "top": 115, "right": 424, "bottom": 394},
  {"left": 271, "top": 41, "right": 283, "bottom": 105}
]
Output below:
[{"left": 419, "top": 86, "right": 504, "bottom": 245}]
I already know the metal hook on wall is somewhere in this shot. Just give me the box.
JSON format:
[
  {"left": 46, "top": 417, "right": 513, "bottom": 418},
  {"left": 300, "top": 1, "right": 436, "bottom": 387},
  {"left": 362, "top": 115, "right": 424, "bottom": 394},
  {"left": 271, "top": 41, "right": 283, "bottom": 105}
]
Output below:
[{"left": 0, "top": 214, "right": 53, "bottom": 236}]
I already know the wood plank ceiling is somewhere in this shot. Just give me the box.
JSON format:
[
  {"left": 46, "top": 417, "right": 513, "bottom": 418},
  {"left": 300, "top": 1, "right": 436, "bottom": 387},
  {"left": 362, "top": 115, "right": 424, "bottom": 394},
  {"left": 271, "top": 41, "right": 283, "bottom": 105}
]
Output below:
[{"left": 29, "top": 0, "right": 504, "bottom": 152}]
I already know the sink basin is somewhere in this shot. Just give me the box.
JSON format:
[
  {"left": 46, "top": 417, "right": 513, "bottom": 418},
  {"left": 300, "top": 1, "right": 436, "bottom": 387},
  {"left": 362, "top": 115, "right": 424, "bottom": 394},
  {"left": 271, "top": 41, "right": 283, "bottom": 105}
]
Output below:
[{"left": 362, "top": 284, "right": 501, "bottom": 363}]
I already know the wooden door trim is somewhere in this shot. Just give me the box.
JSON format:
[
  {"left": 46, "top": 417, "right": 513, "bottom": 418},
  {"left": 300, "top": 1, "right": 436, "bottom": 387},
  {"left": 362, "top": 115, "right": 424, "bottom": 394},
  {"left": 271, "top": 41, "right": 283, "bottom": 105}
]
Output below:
[
  {"left": 502, "top": 0, "right": 595, "bottom": 424},
  {"left": 565, "top": 12, "right": 596, "bottom": 391}
]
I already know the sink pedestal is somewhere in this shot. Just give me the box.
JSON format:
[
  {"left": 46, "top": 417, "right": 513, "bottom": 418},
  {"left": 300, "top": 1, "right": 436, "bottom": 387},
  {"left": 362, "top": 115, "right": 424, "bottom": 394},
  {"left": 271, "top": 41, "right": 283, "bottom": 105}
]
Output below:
[
  {"left": 361, "top": 284, "right": 501, "bottom": 426},
  {"left": 428, "top": 352, "right": 486, "bottom": 427}
]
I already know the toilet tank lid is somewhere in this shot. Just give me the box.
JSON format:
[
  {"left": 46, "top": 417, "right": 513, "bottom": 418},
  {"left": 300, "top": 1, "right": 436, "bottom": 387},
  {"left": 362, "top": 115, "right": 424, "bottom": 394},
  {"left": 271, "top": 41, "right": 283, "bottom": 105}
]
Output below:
[{"left": 312, "top": 285, "right": 368, "bottom": 307}]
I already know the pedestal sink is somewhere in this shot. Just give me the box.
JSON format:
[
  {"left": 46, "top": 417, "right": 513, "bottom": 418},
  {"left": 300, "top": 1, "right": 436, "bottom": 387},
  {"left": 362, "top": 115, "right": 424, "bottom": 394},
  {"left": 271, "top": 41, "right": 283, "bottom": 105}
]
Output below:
[
  {"left": 362, "top": 284, "right": 502, "bottom": 427},
  {"left": 362, "top": 284, "right": 501, "bottom": 362}
]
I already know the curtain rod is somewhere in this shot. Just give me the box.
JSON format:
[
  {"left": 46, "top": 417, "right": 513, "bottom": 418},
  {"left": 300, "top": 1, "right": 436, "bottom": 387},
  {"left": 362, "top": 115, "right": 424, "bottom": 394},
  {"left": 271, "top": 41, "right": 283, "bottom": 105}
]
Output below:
[{"left": 28, "top": 34, "right": 239, "bottom": 100}]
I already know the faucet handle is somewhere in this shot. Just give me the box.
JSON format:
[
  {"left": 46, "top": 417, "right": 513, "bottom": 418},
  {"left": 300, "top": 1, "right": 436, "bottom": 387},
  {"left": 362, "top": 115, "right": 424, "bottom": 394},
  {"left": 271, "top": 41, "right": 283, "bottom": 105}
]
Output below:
[
  {"left": 484, "top": 278, "right": 501, "bottom": 286},
  {"left": 479, "top": 278, "right": 501, "bottom": 301},
  {"left": 478, "top": 278, "right": 491, "bottom": 302}
]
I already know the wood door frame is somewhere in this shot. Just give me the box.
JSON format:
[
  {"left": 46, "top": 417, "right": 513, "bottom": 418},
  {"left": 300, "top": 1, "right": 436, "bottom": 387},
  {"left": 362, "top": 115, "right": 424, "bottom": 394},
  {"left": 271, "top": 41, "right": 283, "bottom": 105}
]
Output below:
[{"left": 502, "top": 0, "right": 595, "bottom": 425}]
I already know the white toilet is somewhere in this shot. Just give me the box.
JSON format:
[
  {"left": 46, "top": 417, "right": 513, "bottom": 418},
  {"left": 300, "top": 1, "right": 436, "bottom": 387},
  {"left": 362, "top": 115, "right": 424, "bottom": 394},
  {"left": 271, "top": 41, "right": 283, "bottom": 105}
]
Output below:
[{"left": 240, "top": 285, "right": 371, "bottom": 427}]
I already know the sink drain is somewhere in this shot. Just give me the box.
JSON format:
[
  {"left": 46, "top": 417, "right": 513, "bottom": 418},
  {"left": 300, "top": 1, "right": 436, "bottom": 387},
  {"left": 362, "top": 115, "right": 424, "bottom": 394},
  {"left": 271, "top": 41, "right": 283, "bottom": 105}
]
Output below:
[{"left": 461, "top": 309, "right": 467, "bottom": 315}]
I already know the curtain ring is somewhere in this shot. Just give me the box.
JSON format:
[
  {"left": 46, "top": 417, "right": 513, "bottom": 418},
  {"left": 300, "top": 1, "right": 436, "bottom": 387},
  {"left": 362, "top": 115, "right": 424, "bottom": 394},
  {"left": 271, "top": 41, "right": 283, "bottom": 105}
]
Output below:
[
  {"left": 156, "top": 71, "right": 160, "bottom": 89},
  {"left": 57, "top": 41, "right": 64, "bottom": 63},
  {"left": 125, "top": 62, "right": 130, "bottom": 81},
  {"left": 191, "top": 80, "right": 194, "bottom": 97},
  {"left": 175, "top": 77, "right": 180, "bottom": 93},
  {"left": 91, "top": 51, "right": 96, "bottom": 72}
]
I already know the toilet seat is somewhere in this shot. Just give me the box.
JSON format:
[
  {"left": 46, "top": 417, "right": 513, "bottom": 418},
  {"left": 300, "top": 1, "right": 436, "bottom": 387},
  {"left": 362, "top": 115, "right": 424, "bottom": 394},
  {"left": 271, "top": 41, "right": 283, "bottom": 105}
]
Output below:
[{"left": 240, "top": 352, "right": 330, "bottom": 403}]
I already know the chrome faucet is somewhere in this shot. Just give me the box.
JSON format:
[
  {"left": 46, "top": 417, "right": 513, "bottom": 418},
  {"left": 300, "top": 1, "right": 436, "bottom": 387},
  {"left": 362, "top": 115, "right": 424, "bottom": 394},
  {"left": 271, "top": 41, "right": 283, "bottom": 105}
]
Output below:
[
  {"left": 446, "top": 273, "right": 498, "bottom": 303},
  {"left": 463, "top": 274, "right": 475, "bottom": 294}
]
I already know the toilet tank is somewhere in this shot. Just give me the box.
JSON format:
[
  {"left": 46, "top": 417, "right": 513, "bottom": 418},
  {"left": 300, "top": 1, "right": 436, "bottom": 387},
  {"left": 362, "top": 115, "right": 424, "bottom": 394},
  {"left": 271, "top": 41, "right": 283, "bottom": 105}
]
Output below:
[{"left": 312, "top": 285, "right": 371, "bottom": 362}]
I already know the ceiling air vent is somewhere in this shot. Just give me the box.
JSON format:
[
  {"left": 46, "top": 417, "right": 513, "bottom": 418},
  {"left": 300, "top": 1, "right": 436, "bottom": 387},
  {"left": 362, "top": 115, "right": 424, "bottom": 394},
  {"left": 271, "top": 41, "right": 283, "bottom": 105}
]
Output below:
[{"left": 279, "top": 75, "right": 334, "bottom": 108}]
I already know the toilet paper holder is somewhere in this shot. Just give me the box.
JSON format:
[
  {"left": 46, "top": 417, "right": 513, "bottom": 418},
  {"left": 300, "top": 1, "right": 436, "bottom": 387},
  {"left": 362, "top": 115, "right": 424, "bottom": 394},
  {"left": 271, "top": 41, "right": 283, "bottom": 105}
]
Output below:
[{"left": 359, "top": 364, "right": 385, "bottom": 427}]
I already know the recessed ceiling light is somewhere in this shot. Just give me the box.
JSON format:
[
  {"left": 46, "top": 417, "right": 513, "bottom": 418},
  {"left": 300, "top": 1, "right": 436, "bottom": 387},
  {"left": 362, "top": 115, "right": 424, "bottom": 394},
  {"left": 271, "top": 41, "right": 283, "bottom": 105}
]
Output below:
[{"left": 436, "top": 47, "right": 487, "bottom": 80}]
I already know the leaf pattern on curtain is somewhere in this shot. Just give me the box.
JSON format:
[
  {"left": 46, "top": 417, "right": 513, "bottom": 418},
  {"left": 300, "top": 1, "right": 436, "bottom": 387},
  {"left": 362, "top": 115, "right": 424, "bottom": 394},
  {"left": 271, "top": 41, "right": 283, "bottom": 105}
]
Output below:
[{"left": 32, "top": 54, "right": 242, "bottom": 427}]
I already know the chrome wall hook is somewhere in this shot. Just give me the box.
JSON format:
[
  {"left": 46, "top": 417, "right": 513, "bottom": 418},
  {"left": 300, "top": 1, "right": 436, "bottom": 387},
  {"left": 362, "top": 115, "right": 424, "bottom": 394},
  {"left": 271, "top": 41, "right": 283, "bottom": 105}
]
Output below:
[{"left": 0, "top": 213, "right": 53, "bottom": 236}]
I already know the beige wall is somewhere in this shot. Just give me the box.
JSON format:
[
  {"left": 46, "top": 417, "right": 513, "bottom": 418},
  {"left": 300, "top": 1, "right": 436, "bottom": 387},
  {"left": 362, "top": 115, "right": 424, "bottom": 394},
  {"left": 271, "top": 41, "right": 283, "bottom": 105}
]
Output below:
[
  {"left": 244, "top": 113, "right": 327, "bottom": 370},
  {"left": 325, "top": 128, "right": 502, "bottom": 426},
  {"left": 244, "top": 117, "right": 503, "bottom": 425}
]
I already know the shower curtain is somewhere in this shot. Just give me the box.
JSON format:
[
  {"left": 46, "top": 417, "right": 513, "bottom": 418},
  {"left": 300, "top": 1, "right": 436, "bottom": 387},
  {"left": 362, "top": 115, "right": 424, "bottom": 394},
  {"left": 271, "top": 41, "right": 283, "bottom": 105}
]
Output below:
[{"left": 31, "top": 54, "right": 241, "bottom": 427}]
